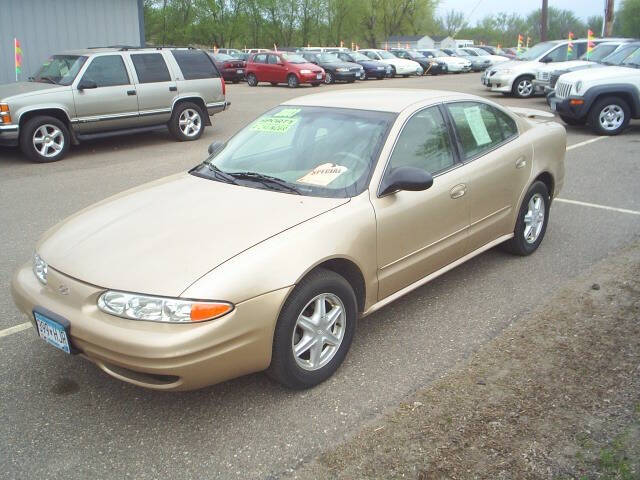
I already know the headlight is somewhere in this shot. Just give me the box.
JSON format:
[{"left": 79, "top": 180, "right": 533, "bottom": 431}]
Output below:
[
  {"left": 300, "top": 69, "right": 312, "bottom": 74},
  {"left": 33, "top": 253, "right": 47, "bottom": 285},
  {"left": 575, "top": 81, "right": 583, "bottom": 94},
  {"left": 336, "top": 67, "right": 349, "bottom": 72},
  {"left": 97, "top": 290, "right": 234, "bottom": 323}
]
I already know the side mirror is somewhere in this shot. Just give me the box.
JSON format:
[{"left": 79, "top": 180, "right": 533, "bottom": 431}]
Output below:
[
  {"left": 77, "top": 79, "right": 97, "bottom": 90},
  {"left": 540, "top": 57, "right": 552, "bottom": 63},
  {"left": 379, "top": 166, "right": 433, "bottom": 196},
  {"left": 207, "top": 140, "right": 225, "bottom": 156}
]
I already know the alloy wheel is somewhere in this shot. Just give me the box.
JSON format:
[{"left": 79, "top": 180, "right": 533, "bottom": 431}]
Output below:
[
  {"left": 32, "top": 124, "right": 64, "bottom": 159},
  {"left": 598, "top": 104, "right": 624, "bottom": 131},
  {"left": 517, "top": 78, "right": 533, "bottom": 97},
  {"left": 523, "top": 193, "right": 545, "bottom": 244},
  {"left": 178, "top": 109, "right": 201, "bottom": 137},
  {"left": 291, "top": 293, "right": 346, "bottom": 371}
]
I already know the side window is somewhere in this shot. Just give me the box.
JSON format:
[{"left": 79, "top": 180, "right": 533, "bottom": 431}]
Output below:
[
  {"left": 268, "top": 54, "right": 280, "bottom": 64},
  {"left": 387, "top": 106, "right": 455, "bottom": 175},
  {"left": 446, "top": 102, "right": 508, "bottom": 160},
  {"left": 253, "top": 54, "right": 267, "bottom": 64},
  {"left": 575, "top": 42, "right": 588, "bottom": 58},
  {"left": 544, "top": 45, "right": 569, "bottom": 62},
  {"left": 494, "top": 108, "right": 518, "bottom": 139},
  {"left": 131, "top": 53, "right": 171, "bottom": 83},
  {"left": 171, "top": 50, "right": 219, "bottom": 79},
  {"left": 365, "top": 51, "right": 377, "bottom": 60},
  {"left": 81, "top": 55, "right": 129, "bottom": 87}
]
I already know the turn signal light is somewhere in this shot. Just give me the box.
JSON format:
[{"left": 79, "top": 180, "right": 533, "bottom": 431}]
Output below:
[
  {"left": 569, "top": 99, "right": 584, "bottom": 106},
  {"left": 190, "top": 303, "right": 233, "bottom": 322},
  {"left": 0, "top": 104, "right": 11, "bottom": 124}
]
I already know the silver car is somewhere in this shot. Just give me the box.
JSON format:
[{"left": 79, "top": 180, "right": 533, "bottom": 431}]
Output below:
[{"left": 0, "top": 47, "right": 229, "bottom": 162}]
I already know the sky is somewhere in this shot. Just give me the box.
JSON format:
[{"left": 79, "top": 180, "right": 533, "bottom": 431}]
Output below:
[{"left": 436, "top": 0, "right": 605, "bottom": 23}]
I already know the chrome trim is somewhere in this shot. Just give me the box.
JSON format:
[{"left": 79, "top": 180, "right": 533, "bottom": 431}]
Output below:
[
  {"left": 0, "top": 124, "right": 19, "bottom": 132},
  {"left": 71, "top": 111, "right": 140, "bottom": 124},
  {"left": 206, "top": 101, "right": 226, "bottom": 108},
  {"left": 362, "top": 234, "right": 514, "bottom": 317},
  {"left": 139, "top": 108, "right": 172, "bottom": 117}
]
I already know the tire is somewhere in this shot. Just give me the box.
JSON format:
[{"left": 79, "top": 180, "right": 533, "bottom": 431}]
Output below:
[
  {"left": 325, "top": 71, "right": 335, "bottom": 84},
  {"left": 503, "top": 181, "right": 550, "bottom": 256},
  {"left": 512, "top": 75, "right": 535, "bottom": 98},
  {"left": 266, "top": 268, "right": 357, "bottom": 389},
  {"left": 361, "top": 71, "right": 368, "bottom": 80},
  {"left": 559, "top": 115, "right": 586, "bottom": 126},
  {"left": 247, "top": 73, "right": 258, "bottom": 87},
  {"left": 168, "top": 102, "right": 205, "bottom": 141},
  {"left": 20, "top": 115, "right": 70, "bottom": 163},
  {"left": 587, "top": 96, "right": 630, "bottom": 136},
  {"left": 287, "top": 74, "right": 299, "bottom": 88},
  {"left": 388, "top": 66, "right": 396, "bottom": 78}
]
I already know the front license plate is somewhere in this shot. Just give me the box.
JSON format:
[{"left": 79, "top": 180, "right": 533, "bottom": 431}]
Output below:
[
  {"left": 316, "top": 73, "right": 322, "bottom": 79},
  {"left": 34, "top": 310, "right": 71, "bottom": 354},
  {"left": 236, "top": 69, "right": 243, "bottom": 74}
]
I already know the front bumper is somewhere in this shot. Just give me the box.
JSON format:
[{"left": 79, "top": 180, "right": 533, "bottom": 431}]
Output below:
[
  {"left": 481, "top": 71, "right": 514, "bottom": 92},
  {"left": 365, "top": 68, "right": 387, "bottom": 78},
  {"left": 300, "top": 72, "right": 325, "bottom": 84},
  {"left": 532, "top": 78, "right": 550, "bottom": 94},
  {"left": 11, "top": 262, "right": 291, "bottom": 391},
  {"left": 0, "top": 124, "right": 19, "bottom": 147},
  {"left": 334, "top": 71, "right": 360, "bottom": 81},
  {"left": 548, "top": 95, "right": 588, "bottom": 120},
  {"left": 206, "top": 100, "right": 230, "bottom": 115}
]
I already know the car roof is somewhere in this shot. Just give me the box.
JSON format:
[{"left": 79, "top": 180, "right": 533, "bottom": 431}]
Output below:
[
  {"left": 60, "top": 47, "right": 197, "bottom": 56},
  {"left": 282, "top": 88, "right": 475, "bottom": 113}
]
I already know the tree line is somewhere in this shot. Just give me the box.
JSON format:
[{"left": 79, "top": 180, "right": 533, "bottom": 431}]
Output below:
[{"left": 143, "top": 0, "right": 640, "bottom": 50}]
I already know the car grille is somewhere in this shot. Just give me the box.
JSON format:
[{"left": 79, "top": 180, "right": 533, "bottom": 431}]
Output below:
[
  {"left": 350, "top": 67, "right": 361, "bottom": 72},
  {"left": 556, "top": 81, "right": 572, "bottom": 99},
  {"left": 536, "top": 71, "right": 550, "bottom": 81}
]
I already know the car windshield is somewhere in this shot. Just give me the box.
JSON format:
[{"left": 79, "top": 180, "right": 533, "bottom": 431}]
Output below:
[
  {"left": 281, "top": 53, "right": 307, "bottom": 63},
  {"left": 350, "top": 52, "right": 370, "bottom": 61},
  {"left": 517, "top": 42, "right": 555, "bottom": 60},
  {"left": 464, "top": 49, "right": 482, "bottom": 56},
  {"left": 430, "top": 50, "right": 447, "bottom": 57},
  {"left": 194, "top": 106, "right": 395, "bottom": 198},
  {"left": 213, "top": 53, "right": 234, "bottom": 61},
  {"left": 579, "top": 44, "right": 618, "bottom": 61},
  {"left": 377, "top": 50, "right": 397, "bottom": 59},
  {"left": 318, "top": 53, "right": 340, "bottom": 62},
  {"left": 621, "top": 48, "right": 640, "bottom": 67},
  {"left": 601, "top": 45, "right": 640, "bottom": 65},
  {"left": 31, "top": 55, "right": 87, "bottom": 85},
  {"left": 454, "top": 49, "right": 470, "bottom": 56},
  {"left": 407, "top": 50, "right": 425, "bottom": 58}
]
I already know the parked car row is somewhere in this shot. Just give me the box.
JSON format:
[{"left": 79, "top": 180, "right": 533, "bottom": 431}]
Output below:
[{"left": 479, "top": 37, "right": 640, "bottom": 136}]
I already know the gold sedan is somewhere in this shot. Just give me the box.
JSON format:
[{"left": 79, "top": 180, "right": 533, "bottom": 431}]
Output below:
[{"left": 11, "top": 89, "right": 566, "bottom": 391}]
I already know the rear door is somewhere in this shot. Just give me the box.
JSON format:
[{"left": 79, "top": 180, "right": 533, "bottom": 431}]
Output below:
[
  {"left": 72, "top": 54, "right": 139, "bottom": 133},
  {"left": 267, "top": 54, "right": 286, "bottom": 83},
  {"left": 127, "top": 52, "right": 177, "bottom": 126},
  {"left": 444, "top": 101, "right": 532, "bottom": 252},
  {"left": 251, "top": 53, "right": 268, "bottom": 81},
  {"left": 371, "top": 105, "right": 470, "bottom": 299}
]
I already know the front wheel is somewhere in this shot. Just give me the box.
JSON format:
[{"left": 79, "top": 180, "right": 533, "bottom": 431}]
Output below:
[
  {"left": 267, "top": 268, "right": 357, "bottom": 389},
  {"left": 246, "top": 73, "right": 258, "bottom": 86},
  {"left": 169, "top": 102, "right": 205, "bottom": 141},
  {"left": 287, "top": 74, "right": 299, "bottom": 88},
  {"left": 588, "top": 96, "right": 630, "bottom": 136},
  {"left": 503, "top": 181, "right": 550, "bottom": 256},
  {"left": 512, "top": 75, "right": 535, "bottom": 98},
  {"left": 20, "top": 116, "right": 70, "bottom": 163}
]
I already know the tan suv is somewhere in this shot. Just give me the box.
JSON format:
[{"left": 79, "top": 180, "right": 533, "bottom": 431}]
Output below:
[{"left": 0, "top": 47, "right": 228, "bottom": 162}]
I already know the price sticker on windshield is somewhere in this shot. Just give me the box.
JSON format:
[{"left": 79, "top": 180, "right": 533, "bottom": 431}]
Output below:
[
  {"left": 274, "top": 108, "right": 301, "bottom": 118},
  {"left": 250, "top": 117, "right": 299, "bottom": 133}
]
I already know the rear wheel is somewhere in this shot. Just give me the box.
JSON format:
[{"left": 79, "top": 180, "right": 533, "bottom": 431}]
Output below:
[
  {"left": 287, "top": 74, "right": 299, "bottom": 88},
  {"left": 169, "top": 102, "right": 204, "bottom": 141},
  {"left": 588, "top": 96, "right": 630, "bottom": 136},
  {"left": 325, "top": 71, "right": 335, "bottom": 84},
  {"left": 267, "top": 268, "right": 357, "bottom": 389},
  {"left": 512, "top": 75, "right": 535, "bottom": 98},
  {"left": 503, "top": 181, "right": 550, "bottom": 256},
  {"left": 20, "top": 115, "right": 70, "bottom": 163},
  {"left": 247, "top": 73, "right": 258, "bottom": 86}
]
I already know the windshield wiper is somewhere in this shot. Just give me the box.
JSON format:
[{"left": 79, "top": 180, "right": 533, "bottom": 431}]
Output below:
[
  {"left": 205, "top": 163, "right": 238, "bottom": 185},
  {"left": 227, "top": 171, "right": 302, "bottom": 194}
]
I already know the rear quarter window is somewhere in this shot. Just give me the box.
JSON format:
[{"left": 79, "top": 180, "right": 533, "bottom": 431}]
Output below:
[{"left": 171, "top": 50, "right": 219, "bottom": 79}]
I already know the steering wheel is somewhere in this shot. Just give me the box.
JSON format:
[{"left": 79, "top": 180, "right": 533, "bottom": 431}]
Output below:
[{"left": 333, "top": 151, "right": 368, "bottom": 171}]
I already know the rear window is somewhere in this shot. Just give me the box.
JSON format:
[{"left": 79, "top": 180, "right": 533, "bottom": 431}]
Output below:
[
  {"left": 171, "top": 50, "right": 219, "bottom": 79},
  {"left": 131, "top": 53, "right": 171, "bottom": 83}
]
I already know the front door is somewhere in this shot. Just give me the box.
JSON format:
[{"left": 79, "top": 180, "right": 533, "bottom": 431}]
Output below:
[
  {"left": 371, "top": 105, "right": 470, "bottom": 300},
  {"left": 444, "top": 101, "right": 532, "bottom": 252},
  {"left": 72, "top": 54, "right": 139, "bottom": 133}
]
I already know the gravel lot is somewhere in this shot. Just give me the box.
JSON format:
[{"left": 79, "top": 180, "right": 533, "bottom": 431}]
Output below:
[{"left": 1, "top": 73, "right": 639, "bottom": 479}]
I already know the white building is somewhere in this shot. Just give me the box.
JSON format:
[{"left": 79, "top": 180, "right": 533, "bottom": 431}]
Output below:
[{"left": 380, "top": 35, "right": 461, "bottom": 51}]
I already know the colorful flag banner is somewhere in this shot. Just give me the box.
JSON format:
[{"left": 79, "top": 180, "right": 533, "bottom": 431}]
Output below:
[
  {"left": 517, "top": 34, "right": 523, "bottom": 54},
  {"left": 586, "top": 29, "right": 595, "bottom": 58},
  {"left": 567, "top": 32, "right": 574, "bottom": 57},
  {"left": 15, "top": 38, "right": 22, "bottom": 82},
  {"left": 526, "top": 36, "right": 531, "bottom": 48}
]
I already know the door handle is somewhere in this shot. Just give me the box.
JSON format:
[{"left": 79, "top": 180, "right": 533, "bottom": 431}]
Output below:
[
  {"left": 515, "top": 156, "right": 527, "bottom": 169},
  {"left": 450, "top": 184, "right": 467, "bottom": 199},
  {"left": 127, "top": 90, "right": 136, "bottom": 96},
  {"left": 169, "top": 86, "right": 177, "bottom": 92}
]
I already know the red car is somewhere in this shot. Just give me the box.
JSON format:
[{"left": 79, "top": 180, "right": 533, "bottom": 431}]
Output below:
[
  {"left": 208, "top": 53, "right": 246, "bottom": 83},
  {"left": 245, "top": 51, "right": 325, "bottom": 88}
]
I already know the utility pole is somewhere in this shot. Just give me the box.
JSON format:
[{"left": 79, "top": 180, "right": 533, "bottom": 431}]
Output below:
[
  {"left": 541, "top": 0, "right": 548, "bottom": 41},
  {"left": 604, "top": 0, "right": 614, "bottom": 37}
]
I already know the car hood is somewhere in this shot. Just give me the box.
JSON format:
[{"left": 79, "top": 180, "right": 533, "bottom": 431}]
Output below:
[
  {"left": 321, "top": 61, "right": 360, "bottom": 70},
  {"left": 37, "top": 173, "right": 349, "bottom": 297},
  {"left": 0, "top": 81, "right": 67, "bottom": 101},
  {"left": 539, "top": 60, "right": 595, "bottom": 72},
  {"left": 491, "top": 59, "right": 538, "bottom": 72},
  {"left": 358, "top": 60, "right": 387, "bottom": 69},
  {"left": 295, "top": 62, "right": 323, "bottom": 71},
  {"left": 559, "top": 65, "right": 640, "bottom": 83}
]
